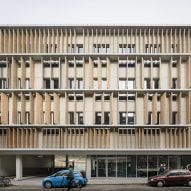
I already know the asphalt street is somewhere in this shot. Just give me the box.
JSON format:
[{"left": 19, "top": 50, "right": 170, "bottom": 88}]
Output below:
[{"left": 1, "top": 184, "right": 191, "bottom": 191}]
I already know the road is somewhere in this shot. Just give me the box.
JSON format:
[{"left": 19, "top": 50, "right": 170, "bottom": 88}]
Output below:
[{"left": 1, "top": 184, "right": 191, "bottom": 191}]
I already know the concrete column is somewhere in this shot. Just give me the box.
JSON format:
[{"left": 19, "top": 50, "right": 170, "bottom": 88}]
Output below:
[
  {"left": 16, "top": 155, "right": 23, "bottom": 180},
  {"left": 86, "top": 156, "right": 91, "bottom": 180}
]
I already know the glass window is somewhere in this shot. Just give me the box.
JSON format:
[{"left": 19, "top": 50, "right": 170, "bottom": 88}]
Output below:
[
  {"left": 108, "top": 158, "right": 116, "bottom": 177},
  {"left": 77, "top": 112, "right": 83, "bottom": 124},
  {"left": 128, "top": 79, "right": 135, "bottom": 89},
  {"left": 148, "top": 156, "right": 158, "bottom": 177},
  {"left": 119, "top": 60, "right": 127, "bottom": 67},
  {"left": 106, "top": 44, "right": 110, "bottom": 53},
  {"left": 53, "top": 78, "right": 59, "bottom": 89},
  {"left": 77, "top": 78, "right": 83, "bottom": 89},
  {"left": 104, "top": 112, "right": 110, "bottom": 125},
  {"left": 98, "top": 159, "right": 106, "bottom": 177},
  {"left": 95, "top": 94, "right": 101, "bottom": 101},
  {"left": 77, "top": 44, "right": 83, "bottom": 53},
  {"left": 144, "top": 60, "right": 151, "bottom": 67},
  {"left": 137, "top": 155, "right": 147, "bottom": 177},
  {"left": 128, "top": 60, "right": 135, "bottom": 67},
  {"left": 153, "top": 60, "right": 160, "bottom": 67},
  {"left": 95, "top": 112, "right": 101, "bottom": 124},
  {"left": 128, "top": 94, "right": 135, "bottom": 101},
  {"left": 68, "top": 78, "right": 74, "bottom": 89},
  {"left": 119, "top": 94, "right": 127, "bottom": 101},
  {"left": 76, "top": 60, "right": 83, "bottom": 67},
  {"left": 68, "top": 112, "right": 74, "bottom": 124},
  {"left": 144, "top": 78, "right": 151, "bottom": 89},
  {"left": 18, "top": 111, "right": 21, "bottom": 124},
  {"left": 128, "top": 112, "right": 135, "bottom": 124},
  {"left": 94, "top": 78, "right": 98, "bottom": 89},
  {"left": 172, "top": 78, "right": 177, "bottom": 89},
  {"left": 76, "top": 95, "right": 83, "bottom": 101},
  {"left": 148, "top": 112, "right": 152, "bottom": 124},
  {"left": 0, "top": 78, "right": 7, "bottom": 89},
  {"left": 119, "top": 112, "right": 126, "bottom": 124},
  {"left": 102, "top": 79, "right": 107, "bottom": 89},
  {"left": 172, "top": 112, "right": 177, "bottom": 124},
  {"left": 119, "top": 79, "right": 126, "bottom": 89},
  {"left": 153, "top": 78, "right": 159, "bottom": 89},
  {"left": 51, "top": 112, "right": 54, "bottom": 124},
  {"left": 44, "top": 78, "right": 50, "bottom": 89}
]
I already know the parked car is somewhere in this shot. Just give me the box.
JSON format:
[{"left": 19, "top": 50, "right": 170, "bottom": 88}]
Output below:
[
  {"left": 148, "top": 169, "right": 191, "bottom": 187},
  {"left": 42, "top": 169, "right": 88, "bottom": 189}
]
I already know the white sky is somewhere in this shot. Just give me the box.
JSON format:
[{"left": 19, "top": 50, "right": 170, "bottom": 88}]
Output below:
[{"left": 0, "top": 0, "right": 190, "bottom": 25}]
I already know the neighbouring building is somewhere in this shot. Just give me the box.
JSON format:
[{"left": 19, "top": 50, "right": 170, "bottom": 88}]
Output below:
[{"left": 0, "top": 25, "right": 191, "bottom": 182}]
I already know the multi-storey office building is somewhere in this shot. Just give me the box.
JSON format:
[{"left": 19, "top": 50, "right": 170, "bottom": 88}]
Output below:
[{"left": 0, "top": 25, "right": 191, "bottom": 181}]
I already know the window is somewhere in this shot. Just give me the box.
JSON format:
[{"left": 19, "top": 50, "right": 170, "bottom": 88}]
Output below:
[
  {"left": 44, "top": 79, "right": 50, "bottom": 89},
  {"left": 145, "top": 44, "right": 149, "bottom": 53},
  {"left": 119, "top": 60, "right": 127, "bottom": 67},
  {"left": 68, "top": 78, "right": 74, "bottom": 89},
  {"left": 119, "top": 94, "right": 127, "bottom": 101},
  {"left": 153, "top": 78, "right": 159, "bottom": 89},
  {"left": 25, "top": 78, "right": 30, "bottom": 89},
  {"left": 153, "top": 60, "right": 160, "bottom": 67},
  {"left": 76, "top": 60, "right": 83, "bottom": 67},
  {"left": 128, "top": 94, "right": 135, "bottom": 101},
  {"left": 144, "top": 60, "right": 151, "bottom": 67},
  {"left": 68, "top": 94, "right": 74, "bottom": 101},
  {"left": 104, "top": 112, "right": 110, "bottom": 124},
  {"left": 25, "top": 93, "right": 30, "bottom": 101},
  {"left": 95, "top": 112, "right": 101, "bottom": 124},
  {"left": 157, "top": 112, "right": 160, "bottom": 124},
  {"left": 50, "top": 112, "right": 54, "bottom": 124},
  {"left": 172, "top": 78, "right": 177, "bottom": 89},
  {"left": 68, "top": 112, "right": 74, "bottom": 124},
  {"left": 77, "top": 112, "right": 83, "bottom": 124},
  {"left": 172, "top": 60, "right": 177, "bottom": 67},
  {"left": 102, "top": 60, "right": 107, "bottom": 67},
  {"left": 118, "top": 44, "right": 126, "bottom": 53},
  {"left": 52, "top": 78, "right": 59, "bottom": 89},
  {"left": 172, "top": 112, "right": 177, "bottom": 124},
  {"left": 77, "top": 44, "right": 83, "bottom": 53},
  {"left": 0, "top": 78, "right": 7, "bottom": 89},
  {"left": 94, "top": 78, "right": 98, "bottom": 89},
  {"left": 77, "top": 78, "right": 83, "bottom": 89},
  {"left": 172, "top": 94, "right": 177, "bottom": 101},
  {"left": 95, "top": 94, "right": 102, "bottom": 101},
  {"left": 104, "top": 94, "right": 110, "bottom": 101},
  {"left": 98, "top": 45, "right": 101, "bottom": 53},
  {"left": 127, "top": 44, "right": 136, "bottom": 53},
  {"left": 119, "top": 112, "right": 126, "bottom": 124},
  {"left": 128, "top": 112, "right": 135, "bottom": 124},
  {"left": 18, "top": 78, "right": 21, "bottom": 89},
  {"left": 106, "top": 44, "right": 110, "bottom": 53},
  {"left": 119, "top": 79, "right": 126, "bottom": 89},
  {"left": 144, "top": 78, "right": 151, "bottom": 89},
  {"left": 128, "top": 60, "right": 136, "bottom": 67},
  {"left": 94, "top": 60, "right": 98, "bottom": 67},
  {"left": 76, "top": 94, "right": 83, "bottom": 101},
  {"left": 102, "top": 78, "right": 107, "bottom": 89},
  {"left": 25, "top": 112, "right": 30, "bottom": 124},
  {"left": 18, "top": 111, "right": 21, "bottom": 124},
  {"left": 128, "top": 79, "right": 135, "bottom": 89},
  {"left": 68, "top": 60, "right": 74, "bottom": 67},
  {"left": 148, "top": 112, "right": 152, "bottom": 124}
]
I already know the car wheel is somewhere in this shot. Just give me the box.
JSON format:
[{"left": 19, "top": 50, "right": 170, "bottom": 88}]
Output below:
[
  {"left": 157, "top": 181, "right": 164, "bottom": 187},
  {"left": 44, "top": 181, "right": 52, "bottom": 189},
  {"left": 76, "top": 181, "right": 82, "bottom": 188},
  {"left": 188, "top": 180, "right": 191, "bottom": 187}
]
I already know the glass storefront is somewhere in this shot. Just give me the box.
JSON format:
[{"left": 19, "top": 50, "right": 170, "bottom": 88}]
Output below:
[{"left": 91, "top": 155, "right": 191, "bottom": 178}]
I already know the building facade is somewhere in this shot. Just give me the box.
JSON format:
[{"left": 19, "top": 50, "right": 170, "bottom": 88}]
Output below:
[{"left": 0, "top": 25, "right": 191, "bottom": 181}]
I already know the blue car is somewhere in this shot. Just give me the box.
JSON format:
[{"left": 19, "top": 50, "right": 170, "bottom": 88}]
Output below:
[{"left": 42, "top": 169, "right": 88, "bottom": 189}]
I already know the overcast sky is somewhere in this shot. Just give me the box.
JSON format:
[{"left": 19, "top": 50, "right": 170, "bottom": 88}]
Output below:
[{"left": 0, "top": 0, "right": 190, "bottom": 25}]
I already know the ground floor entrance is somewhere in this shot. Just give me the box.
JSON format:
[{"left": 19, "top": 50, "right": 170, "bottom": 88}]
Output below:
[
  {"left": 91, "top": 155, "right": 191, "bottom": 178},
  {"left": 0, "top": 153, "right": 191, "bottom": 180}
]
